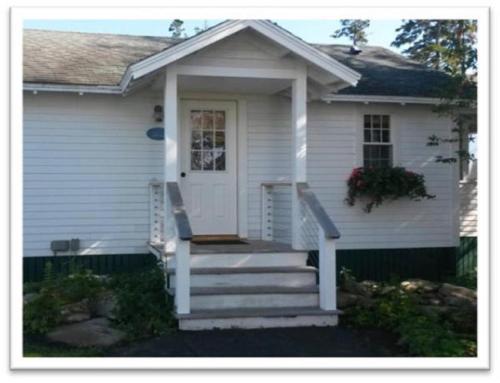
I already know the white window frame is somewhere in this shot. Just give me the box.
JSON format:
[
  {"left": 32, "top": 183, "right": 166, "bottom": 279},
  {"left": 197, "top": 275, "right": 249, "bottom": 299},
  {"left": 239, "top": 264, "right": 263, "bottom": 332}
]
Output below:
[
  {"left": 362, "top": 114, "right": 393, "bottom": 167},
  {"left": 355, "top": 104, "right": 400, "bottom": 168}
]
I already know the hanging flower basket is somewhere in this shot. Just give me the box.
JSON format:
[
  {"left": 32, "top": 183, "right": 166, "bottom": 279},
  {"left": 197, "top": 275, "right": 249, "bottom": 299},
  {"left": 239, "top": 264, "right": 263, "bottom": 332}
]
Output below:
[{"left": 346, "top": 167, "right": 435, "bottom": 213}]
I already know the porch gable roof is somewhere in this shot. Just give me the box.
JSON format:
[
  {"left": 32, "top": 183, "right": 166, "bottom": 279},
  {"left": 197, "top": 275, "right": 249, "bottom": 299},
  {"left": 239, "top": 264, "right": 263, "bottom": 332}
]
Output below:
[{"left": 123, "top": 20, "right": 361, "bottom": 90}]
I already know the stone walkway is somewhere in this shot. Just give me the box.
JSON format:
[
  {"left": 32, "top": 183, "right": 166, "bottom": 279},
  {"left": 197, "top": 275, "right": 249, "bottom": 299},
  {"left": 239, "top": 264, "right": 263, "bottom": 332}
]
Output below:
[{"left": 107, "top": 325, "right": 404, "bottom": 357}]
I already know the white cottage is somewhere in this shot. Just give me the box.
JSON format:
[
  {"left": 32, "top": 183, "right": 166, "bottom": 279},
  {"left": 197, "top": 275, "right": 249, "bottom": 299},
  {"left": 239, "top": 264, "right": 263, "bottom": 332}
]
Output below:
[{"left": 23, "top": 20, "right": 461, "bottom": 330}]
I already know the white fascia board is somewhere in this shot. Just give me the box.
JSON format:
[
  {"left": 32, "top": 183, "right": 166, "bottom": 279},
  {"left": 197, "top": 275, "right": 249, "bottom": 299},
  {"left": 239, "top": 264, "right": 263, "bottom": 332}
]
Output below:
[
  {"left": 249, "top": 20, "right": 361, "bottom": 86},
  {"left": 322, "top": 94, "right": 443, "bottom": 105},
  {"left": 23, "top": 83, "right": 122, "bottom": 94},
  {"left": 125, "top": 20, "right": 249, "bottom": 83}
]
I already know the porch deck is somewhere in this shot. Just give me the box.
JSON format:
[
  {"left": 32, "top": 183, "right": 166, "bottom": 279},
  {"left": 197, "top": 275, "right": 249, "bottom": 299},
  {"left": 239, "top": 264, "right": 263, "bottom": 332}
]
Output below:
[{"left": 149, "top": 239, "right": 299, "bottom": 256}]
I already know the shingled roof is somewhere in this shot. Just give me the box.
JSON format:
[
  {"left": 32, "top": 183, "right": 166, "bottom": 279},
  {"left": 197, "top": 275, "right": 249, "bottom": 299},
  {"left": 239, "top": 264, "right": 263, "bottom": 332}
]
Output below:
[{"left": 23, "top": 29, "right": 451, "bottom": 97}]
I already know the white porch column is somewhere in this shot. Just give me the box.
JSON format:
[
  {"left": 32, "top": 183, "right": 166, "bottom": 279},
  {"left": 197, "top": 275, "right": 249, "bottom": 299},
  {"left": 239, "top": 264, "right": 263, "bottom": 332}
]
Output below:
[
  {"left": 291, "top": 72, "right": 307, "bottom": 250},
  {"left": 163, "top": 65, "right": 178, "bottom": 254},
  {"left": 164, "top": 64, "right": 179, "bottom": 183}
]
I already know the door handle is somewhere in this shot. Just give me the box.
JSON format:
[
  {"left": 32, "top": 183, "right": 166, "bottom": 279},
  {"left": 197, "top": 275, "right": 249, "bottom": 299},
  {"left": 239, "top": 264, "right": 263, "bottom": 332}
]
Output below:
[{"left": 180, "top": 172, "right": 186, "bottom": 178}]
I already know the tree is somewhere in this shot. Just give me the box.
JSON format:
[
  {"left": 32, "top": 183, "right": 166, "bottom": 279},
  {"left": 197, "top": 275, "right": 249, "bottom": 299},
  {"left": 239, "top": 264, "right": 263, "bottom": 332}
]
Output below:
[
  {"left": 332, "top": 20, "right": 370, "bottom": 46},
  {"left": 392, "top": 20, "right": 477, "bottom": 75},
  {"left": 168, "top": 19, "right": 186, "bottom": 38},
  {"left": 392, "top": 20, "right": 478, "bottom": 166}
]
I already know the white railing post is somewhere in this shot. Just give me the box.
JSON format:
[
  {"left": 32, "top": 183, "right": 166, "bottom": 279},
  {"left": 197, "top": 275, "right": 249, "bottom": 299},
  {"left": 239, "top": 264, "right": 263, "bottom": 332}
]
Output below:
[
  {"left": 318, "top": 227, "right": 337, "bottom": 310},
  {"left": 149, "top": 183, "right": 164, "bottom": 245},
  {"left": 261, "top": 185, "right": 274, "bottom": 241},
  {"left": 175, "top": 237, "right": 190, "bottom": 314}
]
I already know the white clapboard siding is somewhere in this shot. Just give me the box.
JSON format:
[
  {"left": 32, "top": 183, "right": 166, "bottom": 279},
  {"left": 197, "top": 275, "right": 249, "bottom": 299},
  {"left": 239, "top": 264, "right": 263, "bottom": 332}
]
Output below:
[
  {"left": 245, "top": 98, "right": 458, "bottom": 249},
  {"left": 23, "top": 90, "right": 163, "bottom": 257},
  {"left": 459, "top": 180, "right": 477, "bottom": 237}
]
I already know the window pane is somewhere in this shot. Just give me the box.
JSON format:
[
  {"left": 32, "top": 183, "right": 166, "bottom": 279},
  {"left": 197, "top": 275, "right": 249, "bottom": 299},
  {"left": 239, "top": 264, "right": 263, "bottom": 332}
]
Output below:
[
  {"left": 382, "top": 129, "right": 390, "bottom": 143},
  {"left": 372, "top": 129, "right": 381, "bottom": 142},
  {"left": 372, "top": 115, "right": 381, "bottom": 129},
  {"left": 215, "top": 111, "right": 225, "bottom": 130},
  {"left": 191, "top": 131, "right": 202, "bottom": 150},
  {"left": 202, "top": 151, "right": 214, "bottom": 170},
  {"left": 382, "top": 115, "right": 390, "bottom": 129},
  {"left": 191, "top": 150, "right": 202, "bottom": 170},
  {"left": 202, "top": 111, "right": 214, "bottom": 130},
  {"left": 364, "top": 144, "right": 393, "bottom": 168},
  {"left": 202, "top": 131, "right": 214, "bottom": 149},
  {"left": 364, "top": 129, "right": 371, "bottom": 142},
  {"left": 364, "top": 115, "right": 371, "bottom": 129},
  {"left": 215, "top": 131, "right": 225, "bottom": 149},
  {"left": 380, "top": 146, "right": 393, "bottom": 167},
  {"left": 214, "top": 150, "right": 226, "bottom": 171}
]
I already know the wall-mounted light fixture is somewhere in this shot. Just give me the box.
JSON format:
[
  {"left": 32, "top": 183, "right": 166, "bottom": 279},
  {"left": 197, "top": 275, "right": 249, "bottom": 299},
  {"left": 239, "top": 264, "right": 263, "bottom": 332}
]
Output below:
[{"left": 154, "top": 105, "right": 164, "bottom": 122}]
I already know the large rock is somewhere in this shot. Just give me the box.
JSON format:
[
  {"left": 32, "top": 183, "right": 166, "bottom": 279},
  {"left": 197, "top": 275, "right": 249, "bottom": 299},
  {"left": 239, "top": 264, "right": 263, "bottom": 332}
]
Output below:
[
  {"left": 379, "top": 285, "right": 397, "bottom": 296},
  {"left": 94, "top": 291, "right": 117, "bottom": 319},
  {"left": 47, "top": 318, "right": 126, "bottom": 347},
  {"left": 341, "top": 278, "right": 372, "bottom": 297},
  {"left": 439, "top": 283, "right": 477, "bottom": 303},
  {"left": 360, "top": 280, "right": 381, "bottom": 297},
  {"left": 400, "top": 279, "right": 439, "bottom": 294},
  {"left": 337, "top": 291, "right": 359, "bottom": 308},
  {"left": 60, "top": 299, "right": 91, "bottom": 323}
]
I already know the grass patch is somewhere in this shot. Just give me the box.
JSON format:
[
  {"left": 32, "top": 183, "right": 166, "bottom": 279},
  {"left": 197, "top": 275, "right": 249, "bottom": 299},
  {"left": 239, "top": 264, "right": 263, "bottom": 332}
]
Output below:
[{"left": 23, "top": 337, "right": 104, "bottom": 357}]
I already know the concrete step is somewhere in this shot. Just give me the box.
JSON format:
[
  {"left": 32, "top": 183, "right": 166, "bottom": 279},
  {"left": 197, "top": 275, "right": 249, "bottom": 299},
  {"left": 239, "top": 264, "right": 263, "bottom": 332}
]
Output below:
[
  {"left": 165, "top": 251, "right": 309, "bottom": 269},
  {"left": 176, "top": 307, "right": 340, "bottom": 330},
  {"left": 167, "top": 266, "right": 317, "bottom": 288},
  {"left": 185, "top": 285, "right": 319, "bottom": 310}
]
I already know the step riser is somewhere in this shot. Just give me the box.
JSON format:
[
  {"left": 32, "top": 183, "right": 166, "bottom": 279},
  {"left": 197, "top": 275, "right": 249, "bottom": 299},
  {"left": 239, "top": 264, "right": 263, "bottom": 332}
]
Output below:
[
  {"left": 190, "top": 293, "right": 319, "bottom": 310},
  {"left": 166, "top": 252, "right": 308, "bottom": 269},
  {"left": 169, "top": 272, "right": 316, "bottom": 288},
  {"left": 179, "top": 314, "right": 338, "bottom": 330}
]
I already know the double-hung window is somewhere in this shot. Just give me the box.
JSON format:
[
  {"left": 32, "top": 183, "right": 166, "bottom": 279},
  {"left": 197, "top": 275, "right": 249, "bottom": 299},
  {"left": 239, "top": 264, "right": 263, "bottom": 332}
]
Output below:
[{"left": 363, "top": 114, "right": 393, "bottom": 168}]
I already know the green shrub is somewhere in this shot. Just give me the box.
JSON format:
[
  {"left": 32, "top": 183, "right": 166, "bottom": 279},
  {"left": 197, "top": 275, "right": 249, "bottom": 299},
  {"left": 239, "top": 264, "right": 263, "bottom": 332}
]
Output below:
[
  {"left": 24, "top": 263, "right": 63, "bottom": 335},
  {"left": 57, "top": 267, "right": 103, "bottom": 304},
  {"left": 108, "top": 263, "right": 176, "bottom": 339},
  {"left": 23, "top": 288, "right": 63, "bottom": 335},
  {"left": 23, "top": 263, "right": 105, "bottom": 335},
  {"left": 343, "top": 282, "right": 476, "bottom": 357}
]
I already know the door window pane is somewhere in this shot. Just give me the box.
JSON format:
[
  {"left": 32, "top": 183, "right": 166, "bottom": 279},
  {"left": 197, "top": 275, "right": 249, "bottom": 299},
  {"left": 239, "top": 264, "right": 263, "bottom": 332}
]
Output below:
[
  {"left": 191, "top": 109, "right": 227, "bottom": 172},
  {"left": 202, "top": 151, "right": 214, "bottom": 170},
  {"left": 215, "top": 111, "right": 225, "bottom": 130},
  {"left": 190, "top": 111, "right": 202, "bottom": 129},
  {"left": 191, "top": 150, "right": 202, "bottom": 170},
  {"left": 202, "top": 131, "right": 214, "bottom": 150},
  {"left": 191, "top": 131, "right": 202, "bottom": 150},
  {"left": 202, "top": 111, "right": 214, "bottom": 130},
  {"left": 215, "top": 150, "right": 226, "bottom": 171},
  {"left": 215, "top": 131, "right": 225, "bottom": 149}
]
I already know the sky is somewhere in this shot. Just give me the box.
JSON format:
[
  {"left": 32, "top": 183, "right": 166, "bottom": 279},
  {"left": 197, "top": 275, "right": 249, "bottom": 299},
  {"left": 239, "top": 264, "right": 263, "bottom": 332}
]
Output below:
[{"left": 23, "top": 19, "right": 404, "bottom": 52}]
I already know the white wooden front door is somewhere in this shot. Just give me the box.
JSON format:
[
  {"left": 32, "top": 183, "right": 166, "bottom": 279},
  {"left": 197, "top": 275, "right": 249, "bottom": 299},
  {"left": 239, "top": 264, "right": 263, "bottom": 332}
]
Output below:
[{"left": 180, "top": 100, "right": 238, "bottom": 235}]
